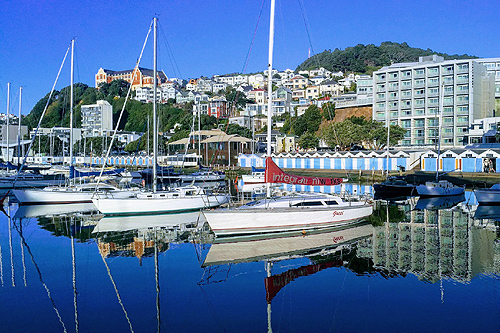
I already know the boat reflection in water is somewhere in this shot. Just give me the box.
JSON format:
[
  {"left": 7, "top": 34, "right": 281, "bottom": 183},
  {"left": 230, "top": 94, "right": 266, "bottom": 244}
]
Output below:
[
  {"left": 13, "top": 202, "right": 97, "bottom": 219},
  {"left": 200, "top": 222, "right": 374, "bottom": 332},
  {"left": 414, "top": 193, "right": 465, "bottom": 211}
]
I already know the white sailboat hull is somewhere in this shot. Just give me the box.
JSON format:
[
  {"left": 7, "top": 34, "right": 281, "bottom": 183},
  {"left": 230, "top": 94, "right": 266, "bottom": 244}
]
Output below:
[
  {"left": 13, "top": 187, "right": 137, "bottom": 204},
  {"left": 203, "top": 204, "right": 373, "bottom": 236},
  {"left": 92, "top": 193, "right": 229, "bottom": 216},
  {"left": 241, "top": 174, "right": 265, "bottom": 184}
]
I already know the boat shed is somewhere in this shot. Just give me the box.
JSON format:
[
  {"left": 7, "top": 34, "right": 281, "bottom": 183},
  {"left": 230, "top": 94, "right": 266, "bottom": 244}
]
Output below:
[{"left": 238, "top": 150, "right": 416, "bottom": 172}]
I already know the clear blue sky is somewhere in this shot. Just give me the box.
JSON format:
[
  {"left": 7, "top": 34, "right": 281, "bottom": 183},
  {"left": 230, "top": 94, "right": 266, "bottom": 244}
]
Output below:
[{"left": 1, "top": 0, "right": 499, "bottom": 116}]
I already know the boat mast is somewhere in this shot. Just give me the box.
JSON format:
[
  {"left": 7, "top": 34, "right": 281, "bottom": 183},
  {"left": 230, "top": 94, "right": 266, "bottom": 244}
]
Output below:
[
  {"left": 436, "top": 81, "right": 444, "bottom": 182},
  {"left": 70, "top": 38, "right": 75, "bottom": 168},
  {"left": 6, "top": 82, "right": 10, "bottom": 163},
  {"left": 18, "top": 86, "right": 22, "bottom": 161},
  {"left": 153, "top": 17, "right": 158, "bottom": 193},
  {"left": 386, "top": 91, "right": 390, "bottom": 178},
  {"left": 266, "top": 0, "right": 275, "bottom": 198}
]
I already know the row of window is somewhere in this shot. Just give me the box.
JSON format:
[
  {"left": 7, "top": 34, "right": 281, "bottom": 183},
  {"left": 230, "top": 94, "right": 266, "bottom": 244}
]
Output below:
[
  {"left": 377, "top": 106, "right": 469, "bottom": 120},
  {"left": 377, "top": 85, "right": 469, "bottom": 100},
  {"left": 377, "top": 64, "right": 470, "bottom": 81},
  {"left": 376, "top": 95, "right": 470, "bottom": 109},
  {"left": 378, "top": 75, "right": 470, "bottom": 91}
]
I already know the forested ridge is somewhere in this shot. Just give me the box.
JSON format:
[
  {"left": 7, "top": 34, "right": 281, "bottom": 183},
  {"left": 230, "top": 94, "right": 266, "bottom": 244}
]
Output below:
[{"left": 296, "top": 42, "right": 476, "bottom": 74}]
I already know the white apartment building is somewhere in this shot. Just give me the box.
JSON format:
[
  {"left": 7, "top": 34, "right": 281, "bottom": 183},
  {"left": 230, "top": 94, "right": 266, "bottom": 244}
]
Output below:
[
  {"left": 81, "top": 100, "right": 113, "bottom": 137},
  {"left": 373, "top": 55, "right": 495, "bottom": 147}
]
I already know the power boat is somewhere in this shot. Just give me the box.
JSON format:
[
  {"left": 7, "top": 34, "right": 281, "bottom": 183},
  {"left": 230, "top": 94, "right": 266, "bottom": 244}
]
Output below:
[
  {"left": 373, "top": 176, "right": 416, "bottom": 198},
  {"left": 242, "top": 167, "right": 265, "bottom": 184},
  {"left": 415, "top": 180, "right": 465, "bottom": 197},
  {"left": 474, "top": 184, "right": 500, "bottom": 205}
]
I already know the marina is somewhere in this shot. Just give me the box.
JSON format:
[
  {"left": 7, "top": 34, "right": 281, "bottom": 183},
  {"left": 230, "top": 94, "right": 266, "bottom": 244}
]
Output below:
[{"left": 0, "top": 188, "right": 498, "bottom": 332}]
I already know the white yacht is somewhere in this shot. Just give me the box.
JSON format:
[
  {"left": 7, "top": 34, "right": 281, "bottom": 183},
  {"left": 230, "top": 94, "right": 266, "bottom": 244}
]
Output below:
[
  {"left": 203, "top": 193, "right": 372, "bottom": 237},
  {"left": 93, "top": 185, "right": 228, "bottom": 216}
]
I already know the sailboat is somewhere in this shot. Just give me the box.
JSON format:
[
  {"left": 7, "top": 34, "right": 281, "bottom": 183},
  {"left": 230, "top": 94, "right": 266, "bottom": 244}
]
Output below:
[
  {"left": 92, "top": 17, "right": 229, "bottom": 216},
  {"left": 373, "top": 101, "right": 415, "bottom": 198},
  {"left": 203, "top": 0, "right": 373, "bottom": 237},
  {"left": 12, "top": 39, "right": 137, "bottom": 205},
  {"left": 416, "top": 83, "right": 465, "bottom": 197}
]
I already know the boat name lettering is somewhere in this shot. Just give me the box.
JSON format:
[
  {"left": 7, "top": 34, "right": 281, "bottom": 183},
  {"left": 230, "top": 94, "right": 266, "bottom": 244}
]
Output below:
[
  {"left": 332, "top": 236, "right": 344, "bottom": 243},
  {"left": 332, "top": 211, "right": 344, "bottom": 217}
]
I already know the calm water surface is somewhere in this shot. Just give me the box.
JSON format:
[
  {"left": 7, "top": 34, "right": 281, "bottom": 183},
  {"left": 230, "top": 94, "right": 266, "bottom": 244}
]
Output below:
[{"left": 0, "top": 191, "right": 499, "bottom": 332}]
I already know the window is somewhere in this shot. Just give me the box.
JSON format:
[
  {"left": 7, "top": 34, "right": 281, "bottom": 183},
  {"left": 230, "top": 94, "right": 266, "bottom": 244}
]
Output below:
[
  {"left": 403, "top": 71, "right": 411, "bottom": 77},
  {"left": 458, "top": 106, "right": 469, "bottom": 113},
  {"left": 414, "top": 119, "right": 425, "bottom": 127},
  {"left": 415, "top": 99, "right": 425, "bottom": 106},
  {"left": 415, "top": 79, "right": 425, "bottom": 86},
  {"left": 401, "top": 120, "right": 411, "bottom": 128},
  {"left": 444, "top": 86, "right": 453, "bottom": 93},
  {"left": 457, "top": 63, "right": 469, "bottom": 71},
  {"left": 428, "top": 67, "right": 439, "bottom": 75},
  {"left": 402, "top": 90, "right": 411, "bottom": 98},
  {"left": 428, "top": 98, "right": 439, "bottom": 105},
  {"left": 402, "top": 80, "right": 412, "bottom": 88},
  {"left": 429, "top": 87, "right": 439, "bottom": 95},
  {"left": 443, "top": 107, "right": 453, "bottom": 114},
  {"left": 428, "top": 107, "right": 438, "bottom": 115},
  {"left": 414, "top": 69, "right": 425, "bottom": 75},
  {"left": 415, "top": 89, "right": 425, "bottom": 95},
  {"left": 428, "top": 78, "right": 439, "bottom": 86}
]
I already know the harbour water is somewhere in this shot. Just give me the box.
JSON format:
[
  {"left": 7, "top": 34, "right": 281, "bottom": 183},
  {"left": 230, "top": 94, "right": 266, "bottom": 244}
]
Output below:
[{"left": 0, "top": 189, "right": 499, "bottom": 332}]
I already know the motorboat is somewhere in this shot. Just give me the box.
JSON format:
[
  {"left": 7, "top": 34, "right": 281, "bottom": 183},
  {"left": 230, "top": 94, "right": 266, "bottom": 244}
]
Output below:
[
  {"left": 474, "top": 184, "right": 500, "bottom": 205},
  {"left": 373, "top": 176, "right": 416, "bottom": 198},
  {"left": 242, "top": 167, "right": 265, "bottom": 184},
  {"left": 179, "top": 170, "right": 225, "bottom": 183},
  {"left": 415, "top": 180, "right": 465, "bottom": 197}
]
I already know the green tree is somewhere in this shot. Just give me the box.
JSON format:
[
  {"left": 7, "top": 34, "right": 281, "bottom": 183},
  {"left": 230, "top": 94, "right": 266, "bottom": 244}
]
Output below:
[
  {"left": 292, "top": 105, "right": 322, "bottom": 137},
  {"left": 298, "top": 132, "right": 319, "bottom": 149},
  {"left": 321, "top": 102, "right": 335, "bottom": 121}
]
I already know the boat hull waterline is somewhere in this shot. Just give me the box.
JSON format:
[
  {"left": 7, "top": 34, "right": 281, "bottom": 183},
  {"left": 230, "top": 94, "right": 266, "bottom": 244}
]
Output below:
[
  {"left": 93, "top": 193, "right": 229, "bottom": 216},
  {"left": 203, "top": 204, "right": 373, "bottom": 236}
]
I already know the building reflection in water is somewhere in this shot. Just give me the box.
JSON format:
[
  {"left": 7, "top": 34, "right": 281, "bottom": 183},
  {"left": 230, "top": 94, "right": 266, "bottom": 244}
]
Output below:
[{"left": 357, "top": 201, "right": 500, "bottom": 283}]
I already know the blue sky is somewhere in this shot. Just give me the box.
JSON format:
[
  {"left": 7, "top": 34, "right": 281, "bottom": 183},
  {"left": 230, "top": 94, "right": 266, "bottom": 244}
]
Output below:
[{"left": 1, "top": 0, "right": 499, "bottom": 115}]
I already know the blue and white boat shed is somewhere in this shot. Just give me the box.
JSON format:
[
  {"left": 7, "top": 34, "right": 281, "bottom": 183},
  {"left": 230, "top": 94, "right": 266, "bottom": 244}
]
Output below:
[{"left": 238, "top": 150, "right": 414, "bottom": 171}]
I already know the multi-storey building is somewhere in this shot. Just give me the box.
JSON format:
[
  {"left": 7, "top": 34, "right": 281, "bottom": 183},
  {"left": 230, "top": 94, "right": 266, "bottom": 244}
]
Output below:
[
  {"left": 81, "top": 100, "right": 113, "bottom": 137},
  {"left": 95, "top": 67, "right": 168, "bottom": 90},
  {"left": 373, "top": 55, "right": 495, "bottom": 147}
]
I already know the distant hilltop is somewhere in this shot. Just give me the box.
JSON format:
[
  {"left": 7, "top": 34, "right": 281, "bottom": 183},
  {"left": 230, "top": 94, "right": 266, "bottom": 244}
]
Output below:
[{"left": 296, "top": 41, "right": 477, "bottom": 74}]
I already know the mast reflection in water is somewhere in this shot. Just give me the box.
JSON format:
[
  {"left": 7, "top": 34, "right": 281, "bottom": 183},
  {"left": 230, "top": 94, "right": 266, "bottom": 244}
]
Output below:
[{"left": 0, "top": 195, "right": 499, "bottom": 332}]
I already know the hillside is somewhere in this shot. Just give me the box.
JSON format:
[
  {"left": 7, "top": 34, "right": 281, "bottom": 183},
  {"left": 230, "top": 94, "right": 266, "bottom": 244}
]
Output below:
[
  {"left": 296, "top": 41, "right": 477, "bottom": 74},
  {"left": 22, "top": 80, "right": 189, "bottom": 134}
]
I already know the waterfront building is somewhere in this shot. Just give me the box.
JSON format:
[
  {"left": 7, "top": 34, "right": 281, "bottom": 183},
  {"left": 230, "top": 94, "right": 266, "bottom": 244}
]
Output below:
[
  {"left": 81, "top": 100, "right": 113, "bottom": 137},
  {"left": 468, "top": 116, "right": 500, "bottom": 144},
  {"left": 373, "top": 55, "right": 495, "bottom": 147}
]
